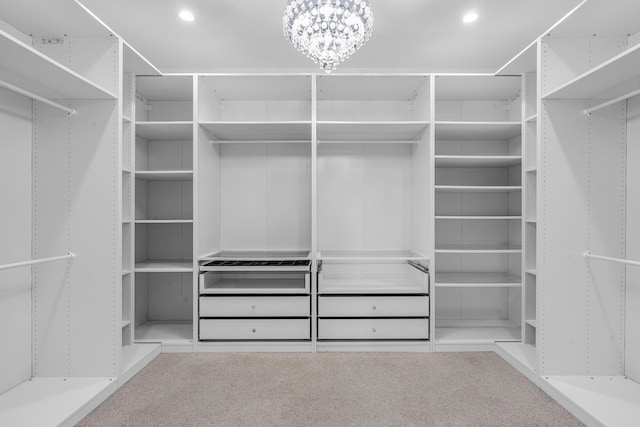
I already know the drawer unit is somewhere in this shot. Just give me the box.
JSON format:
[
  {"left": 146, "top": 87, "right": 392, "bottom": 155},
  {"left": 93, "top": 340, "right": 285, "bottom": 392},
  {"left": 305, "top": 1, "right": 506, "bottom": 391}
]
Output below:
[
  {"left": 318, "top": 318, "right": 429, "bottom": 340},
  {"left": 200, "top": 296, "right": 310, "bottom": 317},
  {"left": 318, "top": 295, "right": 428, "bottom": 317},
  {"left": 200, "top": 318, "right": 310, "bottom": 340}
]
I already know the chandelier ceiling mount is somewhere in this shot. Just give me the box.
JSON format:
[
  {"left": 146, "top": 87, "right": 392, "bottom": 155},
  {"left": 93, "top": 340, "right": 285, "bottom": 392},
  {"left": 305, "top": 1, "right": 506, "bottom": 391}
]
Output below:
[{"left": 282, "top": 0, "right": 374, "bottom": 73}]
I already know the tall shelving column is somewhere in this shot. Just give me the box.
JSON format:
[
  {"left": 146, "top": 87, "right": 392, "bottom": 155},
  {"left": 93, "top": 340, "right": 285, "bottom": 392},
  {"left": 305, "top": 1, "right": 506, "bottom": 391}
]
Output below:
[
  {"left": 433, "top": 74, "right": 523, "bottom": 352},
  {"left": 493, "top": 42, "right": 541, "bottom": 383},
  {"left": 134, "top": 75, "right": 195, "bottom": 352},
  {"left": 120, "top": 42, "right": 162, "bottom": 377}
]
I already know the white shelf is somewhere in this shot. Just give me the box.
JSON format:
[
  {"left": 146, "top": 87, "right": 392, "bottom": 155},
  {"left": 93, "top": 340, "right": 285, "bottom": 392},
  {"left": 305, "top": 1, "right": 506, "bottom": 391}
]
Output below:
[
  {"left": 123, "top": 41, "right": 161, "bottom": 75},
  {"left": 542, "top": 42, "right": 640, "bottom": 100},
  {"left": 525, "top": 218, "right": 537, "bottom": 223},
  {"left": 435, "top": 272, "right": 522, "bottom": 287},
  {"left": 496, "top": 40, "right": 537, "bottom": 76},
  {"left": 435, "top": 155, "right": 522, "bottom": 168},
  {"left": 123, "top": 115, "right": 132, "bottom": 123},
  {"left": 435, "top": 243, "right": 522, "bottom": 253},
  {"left": 435, "top": 185, "right": 522, "bottom": 193},
  {"left": 0, "top": 377, "right": 117, "bottom": 427},
  {"left": 525, "top": 114, "right": 537, "bottom": 123},
  {"left": 525, "top": 168, "right": 538, "bottom": 174},
  {"left": 318, "top": 250, "right": 429, "bottom": 262},
  {"left": 525, "top": 319, "right": 537, "bottom": 328},
  {"left": 200, "top": 121, "right": 312, "bottom": 141},
  {"left": 317, "top": 121, "right": 429, "bottom": 141},
  {"left": 121, "top": 320, "right": 131, "bottom": 329},
  {"left": 435, "top": 320, "right": 521, "bottom": 343},
  {"left": 134, "top": 170, "right": 193, "bottom": 181},
  {"left": 135, "top": 122, "right": 193, "bottom": 140},
  {"left": 135, "top": 321, "right": 193, "bottom": 343},
  {"left": 0, "top": 28, "right": 117, "bottom": 101},
  {"left": 526, "top": 269, "right": 538, "bottom": 276},
  {"left": 434, "top": 121, "right": 521, "bottom": 140},
  {"left": 122, "top": 270, "right": 132, "bottom": 276},
  {"left": 435, "top": 216, "right": 522, "bottom": 220},
  {"left": 134, "top": 260, "right": 193, "bottom": 272},
  {"left": 541, "top": 376, "right": 640, "bottom": 427},
  {"left": 135, "top": 219, "right": 193, "bottom": 224}
]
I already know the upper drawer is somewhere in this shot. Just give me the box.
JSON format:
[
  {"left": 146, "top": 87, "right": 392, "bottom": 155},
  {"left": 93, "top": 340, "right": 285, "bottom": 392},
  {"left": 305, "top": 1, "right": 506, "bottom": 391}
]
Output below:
[
  {"left": 318, "top": 296, "right": 429, "bottom": 317},
  {"left": 200, "top": 296, "right": 310, "bottom": 317},
  {"left": 318, "top": 263, "right": 428, "bottom": 294},
  {"left": 200, "top": 271, "right": 310, "bottom": 294}
]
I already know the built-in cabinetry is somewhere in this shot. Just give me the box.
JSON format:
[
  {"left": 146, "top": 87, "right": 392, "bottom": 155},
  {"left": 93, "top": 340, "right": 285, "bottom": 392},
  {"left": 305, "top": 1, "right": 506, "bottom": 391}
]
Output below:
[
  {"left": 495, "top": 0, "right": 640, "bottom": 424},
  {"left": 0, "top": 20, "right": 126, "bottom": 425},
  {"left": 134, "top": 75, "right": 195, "bottom": 351},
  {"left": 315, "top": 74, "right": 431, "bottom": 351},
  {"left": 432, "top": 74, "right": 523, "bottom": 351}
]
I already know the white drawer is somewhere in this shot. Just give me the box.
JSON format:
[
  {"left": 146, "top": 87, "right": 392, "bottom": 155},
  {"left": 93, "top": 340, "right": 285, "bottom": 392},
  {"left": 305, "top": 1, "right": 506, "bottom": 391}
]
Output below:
[
  {"left": 318, "top": 318, "right": 429, "bottom": 340},
  {"left": 200, "top": 319, "right": 310, "bottom": 340},
  {"left": 318, "top": 296, "right": 428, "bottom": 317},
  {"left": 200, "top": 296, "right": 310, "bottom": 317}
]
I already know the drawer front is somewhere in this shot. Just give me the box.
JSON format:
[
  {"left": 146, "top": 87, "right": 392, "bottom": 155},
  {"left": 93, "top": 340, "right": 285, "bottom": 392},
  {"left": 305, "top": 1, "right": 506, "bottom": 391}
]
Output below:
[
  {"left": 200, "top": 319, "right": 310, "bottom": 340},
  {"left": 319, "top": 296, "right": 428, "bottom": 317},
  {"left": 318, "top": 318, "right": 429, "bottom": 340},
  {"left": 200, "top": 296, "right": 310, "bottom": 317}
]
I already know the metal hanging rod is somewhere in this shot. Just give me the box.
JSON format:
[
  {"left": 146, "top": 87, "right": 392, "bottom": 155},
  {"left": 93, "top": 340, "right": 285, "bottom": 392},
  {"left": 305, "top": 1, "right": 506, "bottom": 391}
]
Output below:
[
  {"left": 0, "top": 252, "right": 76, "bottom": 272},
  {"left": 583, "top": 251, "right": 640, "bottom": 268},
  {"left": 0, "top": 79, "right": 76, "bottom": 116},
  {"left": 583, "top": 87, "right": 640, "bottom": 115}
]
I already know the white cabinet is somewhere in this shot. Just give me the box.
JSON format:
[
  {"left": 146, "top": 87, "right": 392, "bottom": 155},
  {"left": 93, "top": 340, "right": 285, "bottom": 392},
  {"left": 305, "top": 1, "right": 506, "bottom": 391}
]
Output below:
[
  {"left": 134, "top": 75, "right": 195, "bottom": 348},
  {"left": 433, "top": 74, "right": 523, "bottom": 350}
]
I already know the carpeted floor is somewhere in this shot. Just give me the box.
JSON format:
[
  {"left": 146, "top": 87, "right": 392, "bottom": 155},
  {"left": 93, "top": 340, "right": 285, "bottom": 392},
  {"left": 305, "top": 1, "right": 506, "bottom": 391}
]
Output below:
[{"left": 77, "top": 352, "right": 583, "bottom": 427}]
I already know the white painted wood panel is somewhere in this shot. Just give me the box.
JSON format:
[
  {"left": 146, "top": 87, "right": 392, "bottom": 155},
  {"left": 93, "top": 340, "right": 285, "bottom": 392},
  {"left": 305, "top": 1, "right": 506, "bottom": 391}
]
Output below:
[
  {"left": 0, "top": 88, "right": 32, "bottom": 394},
  {"left": 626, "top": 95, "right": 640, "bottom": 381},
  {"left": 318, "top": 296, "right": 429, "bottom": 317}
]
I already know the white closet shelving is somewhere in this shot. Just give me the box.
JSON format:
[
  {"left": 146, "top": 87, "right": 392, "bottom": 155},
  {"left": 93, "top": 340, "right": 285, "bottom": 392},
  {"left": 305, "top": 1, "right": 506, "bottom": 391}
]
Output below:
[
  {"left": 134, "top": 75, "right": 195, "bottom": 350},
  {"left": 315, "top": 74, "right": 430, "bottom": 351},
  {"left": 196, "top": 74, "right": 313, "bottom": 351},
  {"left": 433, "top": 74, "right": 523, "bottom": 350},
  {"left": 0, "top": 12, "right": 138, "bottom": 425}
]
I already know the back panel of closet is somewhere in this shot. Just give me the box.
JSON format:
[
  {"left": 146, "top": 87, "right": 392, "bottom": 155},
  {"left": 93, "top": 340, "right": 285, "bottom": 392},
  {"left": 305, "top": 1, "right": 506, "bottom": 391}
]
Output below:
[{"left": 0, "top": 89, "right": 31, "bottom": 394}]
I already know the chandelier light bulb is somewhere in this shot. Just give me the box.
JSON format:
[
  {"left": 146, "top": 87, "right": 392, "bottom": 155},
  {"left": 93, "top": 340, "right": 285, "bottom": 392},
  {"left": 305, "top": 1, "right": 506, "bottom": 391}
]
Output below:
[{"left": 283, "top": 0, "right": 374, "bottom": 73}]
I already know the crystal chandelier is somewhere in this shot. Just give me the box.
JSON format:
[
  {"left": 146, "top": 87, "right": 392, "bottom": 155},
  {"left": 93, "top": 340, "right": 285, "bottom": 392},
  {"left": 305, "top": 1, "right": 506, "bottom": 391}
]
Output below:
[{"left": 282, "top": 0, "right": 374, "bottom": 73}]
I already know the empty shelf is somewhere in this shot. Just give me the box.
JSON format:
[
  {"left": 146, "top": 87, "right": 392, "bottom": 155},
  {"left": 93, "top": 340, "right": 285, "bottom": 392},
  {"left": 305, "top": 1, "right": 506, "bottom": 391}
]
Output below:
[
  {"left": 135, "top": 321, "right": 193, "bottom": 343},
  {"left": 200, "top": 121, "right": 312, "bottom": 141},
  {"left": 435, "top": 155, "right": 522, "bottom": 168},
  {"left": 435, "top": 121, "right": 521, "bottom": 140},
  {"left": 135, "top": 122, "right": 193, "bottom": 140},
  {"left": 317, "top": 121, "right": 429, "bottom": 141},
  {"left": 435, "top": 243, "right": 522, "bottom": 253},
  {"left": 134, "top": 171, "right": 193, "bottom": 181},
  {"left": 435, "top": 272, "right": 522, "bottom": 287},
  {"left": 435, "top": 185, "right": 522, "bottom": 193},
  {"left": 134, "top": 260, "right": 193, "bottom": 272}
]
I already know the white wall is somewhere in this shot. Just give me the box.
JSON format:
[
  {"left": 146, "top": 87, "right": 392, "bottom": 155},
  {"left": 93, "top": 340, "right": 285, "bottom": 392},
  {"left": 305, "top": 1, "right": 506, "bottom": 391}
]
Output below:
[
  {"left": 626, "top": 95, "right": 640, "bottom": 381},
  {"left": 0, "top": 88, "right": 32, "bottom": 393}
]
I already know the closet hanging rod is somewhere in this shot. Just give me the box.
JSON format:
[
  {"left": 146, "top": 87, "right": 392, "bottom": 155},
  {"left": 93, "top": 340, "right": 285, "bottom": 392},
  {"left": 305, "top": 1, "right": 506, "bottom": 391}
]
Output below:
[
  {"left": 0, "top": 252, "right": 76, "bottom": 272},
  {"left": 0, "top": 79, "right": 76, "bottom": 115},
  {"left": 583, "top": 251, "right": 640, "bottom": 267},
  {"left": 583, "top": 87, "right": 640, "bottom": 115}
]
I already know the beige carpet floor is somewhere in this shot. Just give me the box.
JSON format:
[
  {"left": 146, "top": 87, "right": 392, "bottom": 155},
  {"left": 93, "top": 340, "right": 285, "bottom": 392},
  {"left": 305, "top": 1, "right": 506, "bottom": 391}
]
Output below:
[{"left": 77, "top": 352, "right": 583, "bottom": 427}]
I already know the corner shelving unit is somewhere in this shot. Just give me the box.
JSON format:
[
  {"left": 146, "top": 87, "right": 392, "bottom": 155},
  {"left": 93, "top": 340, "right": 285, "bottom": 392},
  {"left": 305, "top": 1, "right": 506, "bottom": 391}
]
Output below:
[
  {"left": 433, "top": 74, "right": 523, "bottom": 351},
  {"left": 134, "top": 74, "right": 195, "bottom": 351}
]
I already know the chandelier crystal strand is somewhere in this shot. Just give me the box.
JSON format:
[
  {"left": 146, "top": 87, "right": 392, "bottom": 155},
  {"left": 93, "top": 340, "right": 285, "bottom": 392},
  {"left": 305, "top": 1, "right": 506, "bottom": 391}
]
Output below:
[{"left": 283, "top": 0, "right": 374, "bottom": 73}]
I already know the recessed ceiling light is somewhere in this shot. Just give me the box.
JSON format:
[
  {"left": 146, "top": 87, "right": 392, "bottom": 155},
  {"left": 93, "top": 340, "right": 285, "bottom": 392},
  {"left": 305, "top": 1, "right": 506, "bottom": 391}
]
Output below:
[
  {"left": 179, "top": 10, "right": 195, "bottom": 22},
  {"left": 462, "top": 12, "right": 479, "bottom": 23}
]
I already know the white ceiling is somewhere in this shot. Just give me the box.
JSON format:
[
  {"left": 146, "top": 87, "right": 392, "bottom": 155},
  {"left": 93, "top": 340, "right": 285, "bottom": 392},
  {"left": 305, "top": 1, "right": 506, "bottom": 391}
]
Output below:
[{"left": 0, "top": 0, "right": 585, "bottom": 74}]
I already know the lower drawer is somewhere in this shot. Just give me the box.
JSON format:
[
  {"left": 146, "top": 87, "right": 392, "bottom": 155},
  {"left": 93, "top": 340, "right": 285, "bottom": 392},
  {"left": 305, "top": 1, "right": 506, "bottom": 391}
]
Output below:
[
  {"left": 319, "top": 296, "right": 428, "bottom": 317},
  {"left": 200, "top": 318, "right": 310, "bottom": 340},
  {"left": 318, "top": 318, "right": 429, "bottom": 340},
  {"left": 200, "top": 296, "right": 310, "bottom": 317}
]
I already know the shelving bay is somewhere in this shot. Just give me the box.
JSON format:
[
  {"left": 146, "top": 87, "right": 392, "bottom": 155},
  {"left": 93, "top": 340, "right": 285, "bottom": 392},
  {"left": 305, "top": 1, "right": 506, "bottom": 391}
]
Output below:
[
  {"left": 432, "top": 74, "right": 523, "bottom": 348},
  {"left": 133, "top": 75, "right": 195, "bottom": 347}
]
